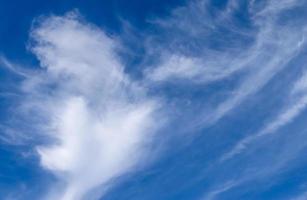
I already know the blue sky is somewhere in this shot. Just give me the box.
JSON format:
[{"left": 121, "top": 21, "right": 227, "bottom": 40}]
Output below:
[{"left": 1, "top": 0, "right": 307, "bottom": 199}]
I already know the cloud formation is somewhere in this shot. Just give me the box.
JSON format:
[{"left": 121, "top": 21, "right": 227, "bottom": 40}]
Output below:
[
  {"left": 23, "top": 12, "right": 161, "bottom": 200},
  {"left": 142, "top": 0, "right": 306, "bottom": 127},
  {"left": 3, "top": 0, "right": 307, "bottom": 199},
  {"left": 221, "top": 71, "right": 307, "bottom": 161}
]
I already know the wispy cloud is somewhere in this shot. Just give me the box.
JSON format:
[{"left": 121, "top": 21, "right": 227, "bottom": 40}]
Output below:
[
  {"left": 202, "top": 181, "right": 237, "bottom": 200},
  {"left": 221, "top": 70, "right": 307, "bottom": 161},
  {"left": 20, "top": 12, "right": 163, "bottom": 200},
  {"left": 143, "top": 0, "right": 306, "bottom": 127},
  {"left": 0, "top": 55, "right": 35, "bottom": 78},
  {"left": 4, "top": 0, "right": 307, "bottom": 199}
]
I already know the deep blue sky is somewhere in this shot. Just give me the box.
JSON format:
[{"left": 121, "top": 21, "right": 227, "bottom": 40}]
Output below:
[{"left": 1, "top": 0, "right": 307, "bottom": 200}]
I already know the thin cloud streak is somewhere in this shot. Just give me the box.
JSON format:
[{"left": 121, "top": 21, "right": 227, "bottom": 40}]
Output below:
[
  {"left": 144, "top": 0, "right": 306, "bottom": 127},
  {"left": 221, "top": 71, "right": 307, "bottom": 161},
  {"left": 203, "top": 0, "right": 306, "bottom": 123},
  {"left": 0, "top": 56, "right": 33, "bottom": 78}
]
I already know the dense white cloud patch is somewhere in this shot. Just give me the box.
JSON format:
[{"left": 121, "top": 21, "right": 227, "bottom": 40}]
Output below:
[{"left": 24, "top": 13, "right": 161, "bottom": 200}]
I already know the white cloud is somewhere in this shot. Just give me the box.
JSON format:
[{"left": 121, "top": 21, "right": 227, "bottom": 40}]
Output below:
[
  {"left": 203, "top": 181, "right": 237, "bottom": 200},
  {"left": 0, "top": 55, "right": 33, "bottom": 78},
  {"left": 221, "top": 71, "right": 307, "bottom": 161},
  {"left": 146, "top": 55, "right": 201, "bottom": 82},
  {"left": 144, "top": 0, "right": 306, "bottom": 125},
  {"left": 23, "top": 12, "right": 162, "bottom": 200},
  {"left": 6, "top": 0, "right": 307, "bottom": 199}
]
